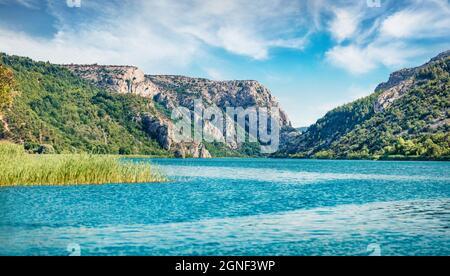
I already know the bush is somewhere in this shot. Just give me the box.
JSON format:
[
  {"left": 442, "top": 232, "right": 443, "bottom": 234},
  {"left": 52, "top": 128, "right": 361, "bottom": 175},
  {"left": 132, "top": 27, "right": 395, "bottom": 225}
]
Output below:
[
  {"left": 313, "top": 150, "right": 335, "bottom": 159},
  {"left": 119, "top": 147, "right": 132, "bottom": 155},
  {"left": 36, "top": 144, "right": 56, "bottom": 154}
]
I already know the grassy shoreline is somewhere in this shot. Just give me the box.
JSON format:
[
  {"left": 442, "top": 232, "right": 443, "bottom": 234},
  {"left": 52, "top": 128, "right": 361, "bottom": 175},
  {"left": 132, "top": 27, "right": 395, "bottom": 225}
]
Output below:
[{"left": 0, "top": 141, "right": 166, "bottom": 187}]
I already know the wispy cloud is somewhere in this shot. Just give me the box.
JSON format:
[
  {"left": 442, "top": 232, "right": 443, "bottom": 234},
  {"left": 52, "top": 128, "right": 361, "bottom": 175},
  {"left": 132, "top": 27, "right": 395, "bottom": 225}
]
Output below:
[
  {"left": 0, "top": 0, "right": 449, "bottom": 75},
  {"left": 0, "top": 0, "right": 38, "bottom": 9},
  {"left": 380, "top": 4, "right": 450, "bottom": 39},
  {"left": 326, "top": 0, "right": 450, "bottom": 74},
  {"left": 328, "top": 7, "right": 362, "bottom": 42},
  {"left": 0, "top": 0, "right": 316, "bottom": 76}
]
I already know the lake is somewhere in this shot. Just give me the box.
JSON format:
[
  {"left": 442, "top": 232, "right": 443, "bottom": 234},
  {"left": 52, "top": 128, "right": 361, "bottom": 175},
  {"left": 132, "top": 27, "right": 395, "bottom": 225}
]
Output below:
[{"left": 0, "top": 158, "right": 449, "bottom": 256}]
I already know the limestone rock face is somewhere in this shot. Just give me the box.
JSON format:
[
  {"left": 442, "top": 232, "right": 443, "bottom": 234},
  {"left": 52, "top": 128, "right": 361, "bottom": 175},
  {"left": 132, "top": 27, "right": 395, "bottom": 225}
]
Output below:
[
  {"left": 147, "top": 75, "right": 291, "bottom": 128},
  {"left": 374, "top": 50, "right": 450, "bottom": 112},
  {"left": 375, "top": 68, "right": 415, "bottom": 93},
  {"left": 172, "top": 142, "right": 211, "bottom": 159},
  {"left": 64, "top": 64, "right": 293, "bottom": 157},
  {"left": 142, "top": 115, "right": 173, "bottom": 150},
  {"left": 141, "top": 113, "right": 211, "bottom": 158},
  {"left": 198, "top": 144, "right": 212, "bottom": 158},
  {"left": 64, "top": 64, "right": 160, "bottom": 97},
  {"left": 374, "top": 79, "right": 414, "bottom": 112}
]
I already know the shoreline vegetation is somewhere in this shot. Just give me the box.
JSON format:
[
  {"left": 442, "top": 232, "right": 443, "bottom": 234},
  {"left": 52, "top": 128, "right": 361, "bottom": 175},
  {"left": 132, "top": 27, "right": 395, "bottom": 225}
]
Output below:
[
  {"left": 0, "top": 141, "right": 166, "bottom": 187},
  {"left": 0, "top": 140, "right": 448, "bottom": 188},
  {"left": 282, "top": 154, "right": 450, "bottom": 161}
]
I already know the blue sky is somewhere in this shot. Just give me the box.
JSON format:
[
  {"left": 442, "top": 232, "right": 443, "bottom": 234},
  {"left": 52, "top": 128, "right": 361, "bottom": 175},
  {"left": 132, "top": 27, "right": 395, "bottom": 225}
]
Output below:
[{"left": 0, "top": 0, "right": 449, "bottom": 126}]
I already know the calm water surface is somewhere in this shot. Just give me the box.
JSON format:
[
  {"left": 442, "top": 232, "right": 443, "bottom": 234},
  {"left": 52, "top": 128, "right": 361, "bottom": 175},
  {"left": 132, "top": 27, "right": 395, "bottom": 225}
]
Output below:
[{"left": 0, "top": 158, "right": 449, "bottom": 255}]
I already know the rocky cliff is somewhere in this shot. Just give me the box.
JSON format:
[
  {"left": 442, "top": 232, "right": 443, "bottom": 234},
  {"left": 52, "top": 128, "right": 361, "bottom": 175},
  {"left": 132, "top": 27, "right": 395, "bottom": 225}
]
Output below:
[
  {"left": 63, "top": 64, "right": 292, "bottom": 157},
  {"left": 374, "top": 50, "right": 450, "bottom": 112}
]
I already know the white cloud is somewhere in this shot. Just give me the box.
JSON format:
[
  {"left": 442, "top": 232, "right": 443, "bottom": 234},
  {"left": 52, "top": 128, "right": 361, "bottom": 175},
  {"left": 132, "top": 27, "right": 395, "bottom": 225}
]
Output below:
[
  {"left": 325, "top": 0, "right": 450, "bottom": 74},
  {"left": 0, "top": 0, "right": 313, "bottom": 70},
  {"left": 153, "top": 0, "right": 308, "bottom": 60},
  {"left": 328, "top": 8, "right": 361, "bottom": 42},
  {"left": 0, "top": 24, "right": 199, "bottom": 74},
  {"left": 1, "top": 0, "right": 450, "bottom": 76},
  {"left": 326, "top": 42, "right": 423, "bottom": 74},
  {"left": 380, "top": 7, "right": 450, "bottom": 39},
  {"left": 217, "top": 26, "right": 268, "bottom": 60},
  {"left": 326, "top": 45, "right": 375, "bottom": 74}
]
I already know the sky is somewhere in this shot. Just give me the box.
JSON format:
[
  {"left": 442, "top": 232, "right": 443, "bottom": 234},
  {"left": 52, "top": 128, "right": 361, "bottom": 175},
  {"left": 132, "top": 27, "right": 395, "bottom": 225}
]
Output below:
[{"left": 0, "top": 0, "right": 449, "bottom": 127}]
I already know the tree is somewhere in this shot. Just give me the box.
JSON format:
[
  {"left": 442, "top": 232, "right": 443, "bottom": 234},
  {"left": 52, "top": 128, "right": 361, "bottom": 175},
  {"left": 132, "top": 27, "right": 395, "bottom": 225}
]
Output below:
[
  {"left": 0, "top": 65, "right": 15, "bottom": 112},
  {"left": 424, "top": 138, "right": 443, "bottom": 158}
]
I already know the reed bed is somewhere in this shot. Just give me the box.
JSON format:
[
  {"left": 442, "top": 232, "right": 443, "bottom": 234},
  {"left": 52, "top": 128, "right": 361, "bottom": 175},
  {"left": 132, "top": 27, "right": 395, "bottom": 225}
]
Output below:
[{"left": 0, "top": 141, "right": 166, "bottom": 187}]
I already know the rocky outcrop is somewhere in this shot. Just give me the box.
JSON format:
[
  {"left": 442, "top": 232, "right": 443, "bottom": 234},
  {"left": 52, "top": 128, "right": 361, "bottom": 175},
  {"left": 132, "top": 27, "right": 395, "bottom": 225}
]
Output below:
[
  {"left": 374, "top": 50, "right": 450, "bottom": 112},
  {"left": 141, "top": 113, "right": 212, "bottom": 158},
  {"left": 147, "top": 75, "right": 291, "bottom": 127},
  {"left": 65, "top": 64, "right": 292, "bottom": 157},
  {"left": 375, "top": 50, "right": 450, "bottom": 93},
  {"left": 375, "top": 68, "right": 415, "bottom": 93},
  {"left": 172, "top": 142, "right": 212, "bottom": 158},
  {"left": 374, "top": 79, "right": 414, "bottom": 112},
  {"left": 142, "top": 115, "right": 172, "bottom": 150},
  {"left": 64, "top": 64, "right": 160, "bottom": 97},
  {"left": 198, "top": 143, "right": 212, "bottom": 158}
]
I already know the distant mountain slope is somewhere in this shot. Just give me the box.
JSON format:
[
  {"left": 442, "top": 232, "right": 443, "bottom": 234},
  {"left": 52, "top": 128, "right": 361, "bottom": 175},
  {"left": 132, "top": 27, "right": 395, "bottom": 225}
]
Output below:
[{"left": 282, "top": 51, "right": 450, "bottom": 160}]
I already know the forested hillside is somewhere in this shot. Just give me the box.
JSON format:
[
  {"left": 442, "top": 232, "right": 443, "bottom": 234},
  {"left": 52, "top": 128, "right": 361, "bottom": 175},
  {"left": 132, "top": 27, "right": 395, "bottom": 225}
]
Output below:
[
  {"left": 282, "top": 51, "right": 450, "bottom": 160},
  {"left": 0, "top": 54, "right": 169, "bottom": 155}
]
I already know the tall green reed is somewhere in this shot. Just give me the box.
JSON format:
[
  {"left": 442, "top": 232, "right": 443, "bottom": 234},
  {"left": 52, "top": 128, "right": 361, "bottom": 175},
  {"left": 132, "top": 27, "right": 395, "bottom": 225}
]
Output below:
[{"left": 0, "top": 141, "right": 166, "bottom": 187}]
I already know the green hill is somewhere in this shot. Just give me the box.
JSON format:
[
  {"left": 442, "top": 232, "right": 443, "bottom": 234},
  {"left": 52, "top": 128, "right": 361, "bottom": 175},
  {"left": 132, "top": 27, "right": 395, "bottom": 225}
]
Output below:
[
  {"left": 283, "top": 51, "right": 450, "bottom": 160},
  {"left": 0, "top": 53, "right": 169, "bottom": 156}
]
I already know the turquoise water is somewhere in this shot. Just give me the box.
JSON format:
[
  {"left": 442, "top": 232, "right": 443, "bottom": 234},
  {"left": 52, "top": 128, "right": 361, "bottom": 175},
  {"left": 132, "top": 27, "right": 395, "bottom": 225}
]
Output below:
[{"left": 0, "top": 158, "right": 449, "bottom": 256}]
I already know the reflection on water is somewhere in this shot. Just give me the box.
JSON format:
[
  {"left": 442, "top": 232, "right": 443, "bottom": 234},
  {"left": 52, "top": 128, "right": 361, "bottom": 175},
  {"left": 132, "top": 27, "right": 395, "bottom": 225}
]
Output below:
[{"left": 0, "top": 159, "right": 449, "bottom": 255}]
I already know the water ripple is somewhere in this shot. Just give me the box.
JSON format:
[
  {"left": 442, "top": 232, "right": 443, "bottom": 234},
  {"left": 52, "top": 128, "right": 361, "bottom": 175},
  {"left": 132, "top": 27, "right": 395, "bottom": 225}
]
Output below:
[
  {"left": 1, "top": 199, "right": 449, "bottom": 256},
  {"left": 161, "top": 165, "right": 450, "bottom": 184}
]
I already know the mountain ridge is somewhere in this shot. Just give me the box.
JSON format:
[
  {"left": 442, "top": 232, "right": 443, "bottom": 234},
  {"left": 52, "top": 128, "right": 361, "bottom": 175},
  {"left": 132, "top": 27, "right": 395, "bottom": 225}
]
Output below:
[
  {"left": 1, "top": 51, "right": 449, "bottom": 160},
  {"left": 281, "top": 50, "right": 450, "bottom": 160},
  {"left": 0, "top": 53, "right": 292, "bottom": 157}
]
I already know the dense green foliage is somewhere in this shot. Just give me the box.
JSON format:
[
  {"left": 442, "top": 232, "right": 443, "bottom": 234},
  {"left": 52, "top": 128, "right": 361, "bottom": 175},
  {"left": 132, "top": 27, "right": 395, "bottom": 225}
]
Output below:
[
  {"left": 288, "top": 54, "right": 450, "bottom": 160},
  {"left": 0, "top": 141, "right": 165, "bottom": 186},
  {"left": 0, "top": 53, "right": 170, "bottom": 156},
  {"left": 0, "top": 64, "right": 15, "bottom": 111},
  {"left": 204, "top": 141, "right": 262, "bottom": 157}
]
